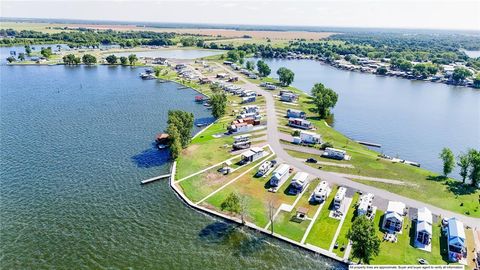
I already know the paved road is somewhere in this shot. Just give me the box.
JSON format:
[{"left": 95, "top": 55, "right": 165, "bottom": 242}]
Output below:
[{"left": 214, "top": 62, "right": 479, "bottom": 227}]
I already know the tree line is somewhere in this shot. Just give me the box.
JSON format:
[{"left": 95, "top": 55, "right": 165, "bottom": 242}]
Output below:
[{"left": 440, "top": 147, "right": 480, "bottom": 187}]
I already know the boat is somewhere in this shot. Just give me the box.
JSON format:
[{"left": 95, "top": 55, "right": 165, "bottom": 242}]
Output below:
[
  {"left": 195, "top": 96, "right": 204, "bottom": 102},
  {"left": 155, "top": 133, "right": 169, "bottom": 150},
  {"left": 196, "top": 123, "right": 207, "bottom": 127},
  {"left": 140, "top": 73, "right": 156, "bottom": 80}
]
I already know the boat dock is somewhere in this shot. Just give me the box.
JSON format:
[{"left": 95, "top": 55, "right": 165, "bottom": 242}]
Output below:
[
  {"left": 356, "top": 140, "right": 382, "bottom": 148},
  {"left": 141, "top": 174, "right": 171, "bottom": 185}
]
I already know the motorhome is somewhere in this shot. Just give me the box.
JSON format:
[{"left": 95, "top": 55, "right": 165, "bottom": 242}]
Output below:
[
  {"left": 290, "top": 172, "right": 309, "bottom": 194},
  {"left": 333, "top": 187, "right": 347, "bottom": 209},
  {"left": 232, "top": 134, "right": 251, "bottom": 150},
  {"left": 256, "top": 161, "right": 272, "bottom": 177},
  {"left": 299, "top": 131, "right": 321, "bottom": 144},
  {"left": 357, "top": 193, "right": 375, "bottom": 218},
  {"left": 322, "top": 147, "right": 346, "bottom": 160},
  {"left": 312, "top": 181, "right": 330, "bottom": 202},
  {"left": 270, "top": 164, "right": 290, "bottom": 187},
  {"left": 288, "top": 118, "right": 313, "bottom": 130},
  {"left": 286, "top": 109, "right": 306, "bottom": 119}
]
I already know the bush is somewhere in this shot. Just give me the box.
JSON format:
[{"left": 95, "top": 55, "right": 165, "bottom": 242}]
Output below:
[
  {"left": 292, "top": 130, "right": 300, "bottom": 137},
  {"left": 320, "top": 142, "right": 333, "bottom": 150}
]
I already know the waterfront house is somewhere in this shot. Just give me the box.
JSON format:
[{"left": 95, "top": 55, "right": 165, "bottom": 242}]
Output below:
[
  {"left": 286, "top": 109, "right": 306, "bottom": 119},
  {"left": 299, "top": 131, "right": 321, "bottom": 144},
  {"left": 312, "top": 181, "right": 330, "bottom": 203},
  {"left": 322, "top": 147, "right": 346, "bottom": 160},
  {"left": 270, "top": 164, "right": 290, "bottom": 187},
  {"left": 290, "top": 172, "right": 309, "bottom": 194},
  {"left": 241, "top": 147, "right": 264, "bottom": 163},
  {"left": 415, "top": 207, "right": 433, "bottom": 247},
  {"left": 288, "top": 118, "right": 313, "bottom": 130},
  {"left": 382, "top": 201, "right": 406, "bottom": 232},
  {"left": 447, "top": 217, "right": 467, "bottom": 262},
  {"left": 333, "top": 187, "right": 347, "bottom": 209}
]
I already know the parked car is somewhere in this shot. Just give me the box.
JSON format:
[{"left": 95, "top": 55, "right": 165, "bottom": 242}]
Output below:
[{"left": 306, "top": 158, "right": 318, "bottom": 163}]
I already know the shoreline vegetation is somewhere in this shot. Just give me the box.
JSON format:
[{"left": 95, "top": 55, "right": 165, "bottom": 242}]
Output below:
[{"left": 2, "top": 23, "right": 480, "bottom": 88}]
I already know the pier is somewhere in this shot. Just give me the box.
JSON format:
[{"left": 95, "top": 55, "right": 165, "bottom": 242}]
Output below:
[
  {"left": 141, "top": 174, "right": 171, "bottom": 185},
  {"left": 356, "top": 140, "right": 382, "bottom": 148}
]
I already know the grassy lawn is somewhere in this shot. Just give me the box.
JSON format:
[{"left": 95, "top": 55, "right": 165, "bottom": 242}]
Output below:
[
  {"left": 204, "top": 158, "right": 304, "bottom": 228},
  {"left": 273, "top": 211, "right": 311, "bottom": 242},
  {"left": 333, "top": 192, "right": 360, "bottom": 257},
  {"left": 305, "top": 186, "right": 341, "bottom": 250},
  {"left": 178, "top": 152, "right": 267, "bottom": 203},
  {"left": 365, "top": 211, "right": 448, "bottom": 265}
]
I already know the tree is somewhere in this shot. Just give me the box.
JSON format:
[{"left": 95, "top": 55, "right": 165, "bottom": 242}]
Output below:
[
  {"left": 277, "top": 67, "right": 295, "bottom": 86},
  {"left": 128, "top": 54, "right": 138, "bottom": 65},
  {"left": 18, "top": 53, "right": 25, "bottom": 61},
  {"left": 166, "top": 124, "right": 182, "bottom": 159},
  {"left": 6, "top": 56, "right": 15, "bottom": 63},
  {"left": 452, "top": 67, "right": 472, "bottom": 83},
  {"left": 227, "top": 50, "right": 240, "bottom": 62},
  {"left": 257, "top": 60, "right": 271, "bottom": 77},
  {"left": 246, "top": 61, "right": 255, "bottom": 71},
  {"left": 347, "top": 215, "right": 380, "bottom": 264},
  {"left": 210, "top": 93, "right": 227, "bottom": 118},
  {"left": 105, "top": 54, "right": 117, "bottom": 65},
  {"left": 439, "top": 148, "right": 455, "bottom": 177},
  {"left": 40, "top": 47, "right": 52, "bottom": 58},
  {"left": 63, "top": 54, "right": 80, "bottom": 65},
  {"left": 474, "top": 74, "right": 480, "bottom": 89},
  {"left": 376, "top": 66, "right": 387, "bottom": 75},
  {"left": 311, "top": 83, "right": 338, "bottom": 119},
  {"left": 167, "top": 110, "right": 194, "bottom": 148},
  {"left": 221, "top": 192, "right": 241, "bottom": 215},
  {"left": 457, "top": 152, "right": 470, "bottom": 183},
  {"left": 119, "top": 56, "right": 128, "bottom": 65},
  {"left": 24, "top": 45, "right": 32, "bottom": 56},
  {"left": 82, "top": 54, "right": 97, "bottom": 65},
  {"left": 468, "top": 149, "right": 480, "bottom": 187}
]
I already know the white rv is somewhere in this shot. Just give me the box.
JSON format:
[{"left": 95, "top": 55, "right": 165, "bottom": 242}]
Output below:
[
  {"left": 256, "top": 161, "right": 272, "bottom": 177},
  {"left": 333, "top": 187, "right": 347, "bottom": 209},
  {"left": 270, "top": 164, "right": 290, "bottom": 187},
  {"left": 312, "top": 181, "right": 331, "bottom": 202},
  {"left": 290, "top": 172, "right": 309, "bottom": 193},
  {"left": 357, "top": 193, "right": 375, "bottom": 218}
]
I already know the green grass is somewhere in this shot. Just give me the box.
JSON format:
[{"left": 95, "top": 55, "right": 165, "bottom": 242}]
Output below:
[
  {"left": 368, "top": 211, "right": 448, "bottom": 265},
  {"left": 333, "top": 192, "right": 360, "bottom": 257},
  {"left": 273, "top": 211, "right": 311, "bottom": 242},
  {"left": 305, "top": 186, "right": 340, "bottom": 250}
]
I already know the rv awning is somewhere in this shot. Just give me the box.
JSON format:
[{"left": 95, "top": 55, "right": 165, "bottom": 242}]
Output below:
[{"left": 385, "top": 211, "right": 403, "bottom": 223}]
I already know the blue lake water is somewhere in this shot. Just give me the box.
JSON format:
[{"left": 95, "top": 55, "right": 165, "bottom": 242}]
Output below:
[
  {"left": 253, "top": 58, "right": 480, "bottom": 177},
  {"left": 0, "top": 63, "right": 342, "bottom": 269}
]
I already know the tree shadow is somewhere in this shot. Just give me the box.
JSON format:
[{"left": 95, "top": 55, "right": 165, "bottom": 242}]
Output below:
[
  {"left": 198, "top": 221, "right": 237, "bottom": 244},
  {"left": 426, "top": 175, "right": 446, "bottom": 182},
  {"left": 444, "top": 180, "right": 477, "bottom": 196},
  {"left": 234, "top": 231, "right": 269, "bottom": 257},
  {"left": 409, "top": 219, "right": 416, "bottom": 248},
  {"left": 131, "top": 143, "right": 171, "bottom": 168},
  {"left": 195, "top": 116, "right": 216, "bottom": 126}
]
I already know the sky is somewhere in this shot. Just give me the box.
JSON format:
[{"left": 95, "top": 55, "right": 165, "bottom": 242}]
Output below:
[{"left": 1, "top": 0, "right": 479, "bottom": 31}]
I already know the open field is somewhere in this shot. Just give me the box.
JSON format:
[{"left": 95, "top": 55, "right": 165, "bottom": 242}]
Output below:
[{"left": 1, "top": 21, "right": 334, "bottom": 41}]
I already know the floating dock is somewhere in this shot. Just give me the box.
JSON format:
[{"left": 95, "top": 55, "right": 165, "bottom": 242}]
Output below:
[
  {"left": 141, "top": 174, "right": 171, "bottom": 185},
  {"left": 356, "top": 140, "right": 382, "bottom": 148}
]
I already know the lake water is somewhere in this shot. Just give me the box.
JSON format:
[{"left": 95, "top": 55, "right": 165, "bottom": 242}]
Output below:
[
  {"left": 112, "top": 49, "right": 223, "bottom": 59},
  {"left": 254, "top": 58, "right": 480, "bottom": 177},
  {"left": 463, "top": 50, "right": 480, "bottom": 58},
  {"left": 0, "top": 63, "right": 343, "bottom": 269}
]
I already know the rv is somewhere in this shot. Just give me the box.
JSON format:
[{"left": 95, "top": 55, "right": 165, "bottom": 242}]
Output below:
[
  {"left": 229, "top": 122, "right": 253, "bottom": 133},
  {"left": 333, "top": 187, "right": 347, "bottom": 209},
  {"left": 322, "top": 147, "right": 346, "bottom": 160},
  {"left": 312, "top": 181, "right": 331, "bottom": 202},
  {"left": 300, "top": 131, "right": 321, "bottom": 144},
  {"left": 242, "top": 105, "right": 259, "bottom": 114},
  {"left": 280, "top": 92, "right": 298, "bottom": 102},
  {"left": 290, "top": 172, "right": 309, "bottom": 194},
  {"left": 242, "top": 96, "right": 256, "bottom": 104},
  {"left": 270, "top": 164, "right": 290, "bottom": 187},
  {"left": 357, "top": 193, "right": 375, "bottom": 218},
  {"left": 286, "top": 109, "right": 306, "bottom": 119},
  {"left": 232, "top": 134, "right": 251, "bottom": 150},
  {"left": 288, "top": 118, "right": 313, "bottom": 130},
  {"left": 256, "top": 161, "right": 272, "bottom": 177}
]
